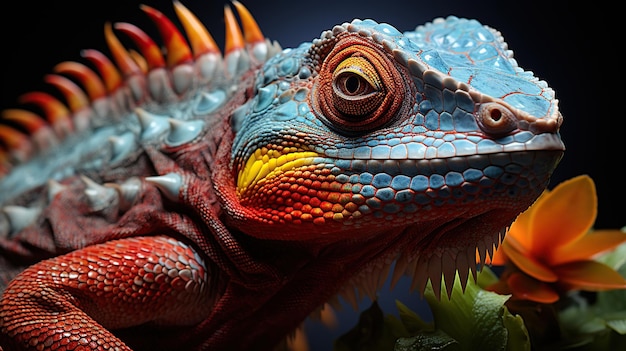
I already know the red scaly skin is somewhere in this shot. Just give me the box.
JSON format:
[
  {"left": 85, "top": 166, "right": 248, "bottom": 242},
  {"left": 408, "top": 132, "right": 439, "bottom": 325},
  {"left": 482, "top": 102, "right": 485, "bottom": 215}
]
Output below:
[
  {"left": 1, "top": 236, "right": 213, "bottom": 351},
  {"left": 0, "top": 2, "right": 565, "bottom": 350}
]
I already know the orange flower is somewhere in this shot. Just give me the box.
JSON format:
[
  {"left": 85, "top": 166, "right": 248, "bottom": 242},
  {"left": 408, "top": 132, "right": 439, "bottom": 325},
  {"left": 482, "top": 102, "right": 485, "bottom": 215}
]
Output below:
[{"left": 486, "top": 175, "right": 626, "bottom": 303}]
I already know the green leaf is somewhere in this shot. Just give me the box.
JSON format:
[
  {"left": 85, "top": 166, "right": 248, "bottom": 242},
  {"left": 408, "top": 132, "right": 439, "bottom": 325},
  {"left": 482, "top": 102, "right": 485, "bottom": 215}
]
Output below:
[
  {"left": 596, "top": 239, "right": 626, "bottom": 271},
  {"left": 606, "top": 319, "right": 626, "bottom": 334},
  {"left": 501, "top": 307, "right": 531, "bottom": 351},
  {"left": 476, "top": 265, "right": 500, "bottom": 289},
  {"left": 333, "top": 268, "right": 531, "bottom": 351},
  {"left": 423, "top": 270, "right": 530, "bottom": 351},
  {"left": 395, "top": 300, "right": 432, "bottom": 334}
]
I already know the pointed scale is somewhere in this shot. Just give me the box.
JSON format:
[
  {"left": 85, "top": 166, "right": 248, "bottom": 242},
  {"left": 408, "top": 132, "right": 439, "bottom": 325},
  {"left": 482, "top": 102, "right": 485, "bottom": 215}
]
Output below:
[
  {"left": 18, "top": 92, "right": 73, "bottom": 137},
  {"left": 140, "top": 5, "right": 193, "bottom": 67},
  {"left": 1, "top": 109, "right": 47, "bottom": 134},
  {"left": 104, "top": 22, "right": 142, "bottom": 77},
  {"left": 127, "top": 50, "right": 149, "bottom": 74},
  {"left": 1, "top": 109, "right": 59, "bottom": 151},
  {"left": 44, "top": 74, "right": 93, "bottom": 132},
  {"left": 43, "top": 75, "right": 90, "bottom": 113},
  {"left": 173, "top": 1, "right": 221, "bottom": 58},
  {"left": 232, "top": 1, "right": 265, "bottom": 45},
  {"left": 54, "top": 61, "right": 108, "bottom": 101},
  {"left": 0, "top": 124, "right": 32, "bottom": 162},
  {"left": 113, "top": 22, "right": 166, "bottom": 70},
  {"left": 81, "top": 49, "right": 123, "bottom": 93},
  {"left": 223, "top": 5, "right": 245, "bottom": 55}
]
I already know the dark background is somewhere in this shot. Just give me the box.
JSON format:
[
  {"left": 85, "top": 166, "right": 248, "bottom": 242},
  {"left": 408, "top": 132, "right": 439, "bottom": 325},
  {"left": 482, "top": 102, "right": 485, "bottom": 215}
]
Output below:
[{"left": 0, "top": 0, "right": 623, "bottom": 348}]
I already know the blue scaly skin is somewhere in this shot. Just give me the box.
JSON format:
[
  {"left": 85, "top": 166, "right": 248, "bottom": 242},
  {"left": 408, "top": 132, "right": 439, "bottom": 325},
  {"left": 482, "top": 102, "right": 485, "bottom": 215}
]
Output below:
[{"left": 0, "top": 3, "right": 563, "bottom": 351}]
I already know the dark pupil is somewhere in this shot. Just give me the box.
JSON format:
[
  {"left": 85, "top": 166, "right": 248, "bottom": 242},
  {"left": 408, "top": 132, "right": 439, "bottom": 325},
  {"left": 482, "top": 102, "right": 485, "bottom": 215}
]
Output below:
[{"left": 344, "top": 75, "right": 360, "bottom": 94}]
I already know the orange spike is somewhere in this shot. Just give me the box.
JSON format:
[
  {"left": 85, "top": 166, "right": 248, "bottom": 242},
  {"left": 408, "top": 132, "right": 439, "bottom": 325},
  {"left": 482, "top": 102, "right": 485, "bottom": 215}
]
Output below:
[
  {"left": 0, "top": 124, "right": 30, "bottom": 152},
  {"left": 173, "top": 1, "right": 221, "bottom": 57},
  {"left": 0, "top": 147, "right": 10, "bottom": 169},
  {"left": 1, "top": 109, "right": 47, "bottom": 133},
  {"left": 18, "top": 92, "right": 71, "bottom": 127},
  {"left": 104, "top": 22, "right": 142, "bottom": 77},
  {"left": 81, "top": 49, "right": 123, "bottom": 93},
  {"left": 44, "top": 74, "right": 90, "bottom": 112},
  {"left": 54, "top": 61, "right": 107, "bottom": 100},
  {"left": 0, "top": 154, "right": 11, "bottom": 175},
  {"left": 140, "top": 4, "right": 192, "bottom": 67},
  {"left": 114, "top": 22, "right": 166, "bottom": 70},
  {"left": 232, "top": 1, "right": 265, "bottom": 44},
  {"left": 224, "top": 5, "right": 245, "bottom": 54},
  {"left": 128, "top": 49, "right": 149, "bottom": 73}
]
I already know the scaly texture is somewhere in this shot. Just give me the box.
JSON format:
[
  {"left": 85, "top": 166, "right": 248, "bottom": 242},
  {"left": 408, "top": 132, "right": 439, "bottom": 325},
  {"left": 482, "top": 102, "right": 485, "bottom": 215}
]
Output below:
[{"left": 0, "top": 2, "right": 564, "bottom": 350}]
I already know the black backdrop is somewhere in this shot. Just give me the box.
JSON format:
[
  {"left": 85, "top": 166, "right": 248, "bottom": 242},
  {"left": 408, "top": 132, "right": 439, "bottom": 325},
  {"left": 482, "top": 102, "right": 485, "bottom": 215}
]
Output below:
[
  {"left": 0, "top": 0, "right": 623, "bottom": 349},
  {"left": 1, "top": 0, "right": 621, "bottom": 239}
]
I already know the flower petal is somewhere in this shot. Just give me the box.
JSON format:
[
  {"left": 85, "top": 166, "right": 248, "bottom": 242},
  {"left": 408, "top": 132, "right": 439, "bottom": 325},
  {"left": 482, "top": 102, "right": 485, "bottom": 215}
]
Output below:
[
  {"left": 481, "top": 243, "right": 507, "bottom": 265},
  {"left": 506, "top": 190, "right": 548, "bottom": 250},
  {"left": 550, "top": 230, "right": 626, "bottom": 265},
  {"left": 553, "top": 260, "right": 626, "bottom": 291},
  {"left": 502, "top": 240, "right": 558, "bottom": 282},
  {"left": 529, "top": 175, "right": 597, "bottom": 257},
  {"left": 507, "top": 272, "right": 559, "bottom": 304}
]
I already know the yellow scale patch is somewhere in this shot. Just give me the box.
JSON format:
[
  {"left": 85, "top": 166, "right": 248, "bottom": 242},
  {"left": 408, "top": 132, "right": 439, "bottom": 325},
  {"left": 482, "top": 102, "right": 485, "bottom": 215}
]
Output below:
[{"left": 237, "top": 147, "right": 319, "bottom": 197}]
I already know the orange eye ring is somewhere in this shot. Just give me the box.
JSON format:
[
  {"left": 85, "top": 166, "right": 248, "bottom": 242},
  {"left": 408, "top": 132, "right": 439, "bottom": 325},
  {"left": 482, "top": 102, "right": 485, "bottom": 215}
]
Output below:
[
  {"left": 312, "top": 36, "right": 408, "bottom": 133},
  {"left": 331, "top": 56, "right": 384, "bottom": 116}
]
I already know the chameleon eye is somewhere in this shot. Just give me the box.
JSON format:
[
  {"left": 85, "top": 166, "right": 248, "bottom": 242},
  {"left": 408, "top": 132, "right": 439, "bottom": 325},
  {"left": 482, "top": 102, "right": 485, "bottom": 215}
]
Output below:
[
  {"left": 331, "top": 56, "right": 384, "bottom": 116},
  {"left": 312, "top": 38, "right": 408, "bottom": 133}
]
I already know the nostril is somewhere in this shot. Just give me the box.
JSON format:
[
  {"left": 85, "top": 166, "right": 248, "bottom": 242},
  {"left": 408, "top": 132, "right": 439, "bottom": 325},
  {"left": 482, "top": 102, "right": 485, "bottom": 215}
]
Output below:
[
  {"left": 489, "top": 108, "right": 502, "bottom": 122},
  {"left": 477, "top": 102, "right": 517, "bottom": 137}
]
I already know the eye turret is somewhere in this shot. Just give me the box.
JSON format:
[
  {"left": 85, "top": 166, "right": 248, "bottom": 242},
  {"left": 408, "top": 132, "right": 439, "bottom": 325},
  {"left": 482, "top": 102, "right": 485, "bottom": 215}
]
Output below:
[{"left": 312, "top": 36, "right": 410, "bottom": 134}]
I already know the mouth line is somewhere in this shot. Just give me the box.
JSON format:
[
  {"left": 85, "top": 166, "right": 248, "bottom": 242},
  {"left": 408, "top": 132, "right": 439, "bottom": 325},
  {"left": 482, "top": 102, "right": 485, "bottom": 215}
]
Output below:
[{"left": 321, "top": 132, "right": 565, "bottom": 161}]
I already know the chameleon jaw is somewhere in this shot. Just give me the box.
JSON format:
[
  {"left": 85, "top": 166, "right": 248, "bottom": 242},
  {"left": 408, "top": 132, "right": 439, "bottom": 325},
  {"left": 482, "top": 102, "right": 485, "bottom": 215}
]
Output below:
[{"left": 231, "top": 147, "right": 563, "bottom": 237}]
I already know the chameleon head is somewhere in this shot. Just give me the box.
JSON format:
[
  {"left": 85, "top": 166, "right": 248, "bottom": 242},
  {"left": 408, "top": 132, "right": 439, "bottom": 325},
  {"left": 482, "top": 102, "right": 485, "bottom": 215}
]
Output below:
[{"left": 226, "top": 18, "right": 564, "bottom": 258}]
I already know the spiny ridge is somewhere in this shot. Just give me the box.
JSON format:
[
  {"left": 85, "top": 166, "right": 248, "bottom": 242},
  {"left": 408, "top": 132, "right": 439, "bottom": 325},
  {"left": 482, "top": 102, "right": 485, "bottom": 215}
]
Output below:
[
  {"left": 0, "top": 2, "right": 278, "bottom": 177},
  {"left": 330, "top": 228, "right": 506, "bottom": 310}
]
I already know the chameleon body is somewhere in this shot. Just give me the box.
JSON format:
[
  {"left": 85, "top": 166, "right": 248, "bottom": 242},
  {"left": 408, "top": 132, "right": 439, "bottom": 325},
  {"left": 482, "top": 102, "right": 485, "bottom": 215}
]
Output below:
[{"left": 0, "top": 2, "right": 564, "bottom": 350}]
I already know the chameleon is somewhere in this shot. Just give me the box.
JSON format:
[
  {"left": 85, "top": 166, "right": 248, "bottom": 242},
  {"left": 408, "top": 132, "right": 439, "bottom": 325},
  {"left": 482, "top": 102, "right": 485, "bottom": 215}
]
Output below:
[{"left": 0, "top": 1, "right": 564, "bottom": 350}]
